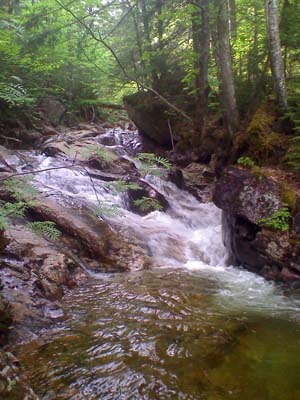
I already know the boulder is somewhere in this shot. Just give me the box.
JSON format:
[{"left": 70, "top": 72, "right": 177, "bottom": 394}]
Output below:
[
  {"left": 36, "top": 95, "right": 65, "bottom": 126},
  {"left": 123, "top": 91, "right": 176, "bottom": 147},
  {"left": 183, "top": 163, "right": 215, "bottom": 202},
  {"left": 214, "top": 167, "right": 283, "bottom": 224},
  {"left": 214, "top": 166, "right": 300, "bottom": 282}
]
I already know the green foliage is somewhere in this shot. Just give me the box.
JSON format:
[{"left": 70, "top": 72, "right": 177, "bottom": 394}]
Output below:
[
  {"left": 0, "top": 176, "right": 61, "bottom": 240},
  {"left": 136, "top": 153, "right": 171, "bottom": 177},
  {"left": 3, "top": 176, "right": 38, "bottom": 202},
  {"left": 237, "top": 157, "right": 255, "bottom": 168},
  {"left": 0, "top": 201, "right": 27, "bottom": 230},
  {"left": 258, "top": 206, "right": 291, "bottom": 232},
  {"left": 133, "top": 197, "right": 163, "bottom": 212},
  {"left": 0, "top": 77, "right": 34, "bottom": 107},
  {"left": 284, "top": 137, "right": 300, "bottom": 170},
  {"left": 282, "top": 184, "right": 297, "bottom": 214},
  {"left": 105, "top": 180, "right": 141, "bottom": 194},
  {"left": 93, "top": 203, "right": 123, "bottom": 218},
  {"left": 83, "top": 146, "right": 113, "bottom": 162},
  {"left": 27, "top": 221, "right": 61, "bottom": 241}
]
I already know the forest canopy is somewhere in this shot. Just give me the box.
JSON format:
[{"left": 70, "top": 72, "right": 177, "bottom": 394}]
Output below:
[{"left": 0, "top": 0, "right": 300, "bottom": 135}]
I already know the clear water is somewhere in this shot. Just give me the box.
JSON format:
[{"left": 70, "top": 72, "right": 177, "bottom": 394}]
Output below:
[{"left": 14, "top": 128, "right": 300, "bottom": 399}]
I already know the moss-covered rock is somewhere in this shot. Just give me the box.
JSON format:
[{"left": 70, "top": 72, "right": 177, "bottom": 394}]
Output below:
[
  {"left": 213, "top": 166, "right": 300, "bottom": 283},
  {"left": 235, "top": 103, "right": 287, "bottom": 163}
]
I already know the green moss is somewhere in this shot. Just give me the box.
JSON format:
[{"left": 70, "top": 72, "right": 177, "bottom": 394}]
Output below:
[
  {"left": 247, "top": 104, "right": 274, "bottom": 135},
  {"left": 281, "top": 184, "right": 298, "bottom": 214},
  {"left": 236, "top": 103, "right": 287, "bottom": 163}
]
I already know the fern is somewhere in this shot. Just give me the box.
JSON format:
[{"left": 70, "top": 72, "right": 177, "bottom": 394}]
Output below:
[
  {"left": 135, "top": 153, "right": 171, "bottom": 177},
  {"left": 3, "top": 176, "right": 38, "bottom": 202},
  {"left": 133, "top": 197, "right": 163, "bottom": 212},
  {"left": 93, "top": 203, "right": 123, "bottom": 217},
  {"left": 83, "top": 145, "right": 113, "bottom": 162},
  {"left": 27, "top": 221, "right": 61, "bottom": 240},
  {"left": 0, "top": 76, "right": 34, "bottom": 107},
  {"left": 105, "top": 180, "right": 141, "bottom": 194},
  {"left": 0, "top": 201, "right": 27, "bottom": 229},
  {"left": 136, "top": 153, "right": 172, "bottom": 169}
]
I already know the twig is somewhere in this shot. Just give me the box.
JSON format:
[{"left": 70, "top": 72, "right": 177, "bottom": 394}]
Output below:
[
  {"left": 167, "top": 119, "right": 175, "bottom": 152},
  {"left": 0, "top": 164, "right": 82, "bottom": 182},
  {"left": 54, "top": 0, "right": 192, "bottom": 122}
]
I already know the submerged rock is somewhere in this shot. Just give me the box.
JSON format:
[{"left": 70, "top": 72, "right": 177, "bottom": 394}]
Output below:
[
  {"left": 0, "top": 351, "right": 39, "bottom": 399},
  {"left": 214, "top": 166, "right": 300, "bottom": 282}
]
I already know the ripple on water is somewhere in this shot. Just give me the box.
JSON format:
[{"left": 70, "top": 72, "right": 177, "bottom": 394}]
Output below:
[{"left": 16, "top": 269, "right": 300, "bottom": 400}]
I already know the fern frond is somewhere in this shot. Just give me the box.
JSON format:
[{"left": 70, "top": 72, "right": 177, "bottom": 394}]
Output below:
[
  {"left": 105, "top": 180, "right": 141, "bottom": 193},
  {"left": 27, "top": 221, "right": 61, "bottom": 241},
  {"left": 133, "top": 197, "right": 163, "bottom": 212},
  {"left": 83, "top": 145, "right": 113, "bottom": 162},
  {"left": 4, "top": 176, "right": 38, "bottom": 201},
  {"left": 93, "top": 203, "right": 123, "bottom": 217}
]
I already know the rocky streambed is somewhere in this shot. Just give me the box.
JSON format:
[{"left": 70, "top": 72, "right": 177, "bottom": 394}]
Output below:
[{"left": 1, "top": 122, "right": 300, "bottom": 399}]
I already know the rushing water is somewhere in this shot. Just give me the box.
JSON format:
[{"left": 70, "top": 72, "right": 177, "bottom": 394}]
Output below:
[{"left": 14, "top": 128, "right": 300, "bottom": 399}]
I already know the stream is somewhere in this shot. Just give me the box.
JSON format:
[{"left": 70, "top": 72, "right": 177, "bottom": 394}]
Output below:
[{"left": 11, "top": 127, "right": 300, "bottom": 399}]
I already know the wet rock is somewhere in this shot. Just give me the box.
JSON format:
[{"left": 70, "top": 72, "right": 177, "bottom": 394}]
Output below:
[
  {"left": 30, "top": 195, "right": 151, "bottom": 272},
  {"left": 182, "top": 163, "right": 215, "bottom": 202},
  {"left": 214, "top": 167, "right": 283, "bottom": 224},
  {"left": 214, "top": 166, "right": 300, "bottom": 282},
  {"left": 0, "top": 294, "right": 12, "bottom": 346},
  {"left": 42, "top": 137, "right": 139, "bottom": 177},
  {"left": 168, "top": 168, "right": 185, "bottom": 190},
  {"left": 0, "top": 351, "right": 39, "bottom": 399},
  {"left": 0, "top": 225, "right": 88, "bottom": 337},
  {"left": 127, "top": 180, "right": 169, "bottom": 215},
  {"left": 87, "top": 150, "right": 138, "bottom": 177}
]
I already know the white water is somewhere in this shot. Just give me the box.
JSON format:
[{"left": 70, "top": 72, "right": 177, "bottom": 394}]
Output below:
[{"left": 17, "top": 128, "right": 300, "bottom": 322}]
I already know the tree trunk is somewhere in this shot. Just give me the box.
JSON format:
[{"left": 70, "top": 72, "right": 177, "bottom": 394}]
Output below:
[
  {"left": 213, "top": 0, "right": 239, "bottom": 137},
  {"left": 141, "top": 0, "right": 160, "bottom": 89},
  {"left": 265, "top": 0, "right": 288, "bottom": 109},
  {"left": 191, "top": 0, "right": 210, "bottom": 146}
]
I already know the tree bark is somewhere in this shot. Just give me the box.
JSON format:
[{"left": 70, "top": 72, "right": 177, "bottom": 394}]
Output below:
[
  {"left": 265, "top": 0, "right": 288, "bottom": 109},
  {"left": 191, "top": 0, "right": 210, "bottom": 146},
  {"left": 213, "top": 0, "right": 239, "bottom": 137}
]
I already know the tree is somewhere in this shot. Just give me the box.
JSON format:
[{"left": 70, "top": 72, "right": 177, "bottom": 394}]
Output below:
[
  {"left": 213, "top": 0, "right": 239, "bottom": 137},
  {"left": 265, "top": 0, "right": 288, "bottom": 109},
  {"left": 190, "top": 0, "right": 210, "bottom": 146}
]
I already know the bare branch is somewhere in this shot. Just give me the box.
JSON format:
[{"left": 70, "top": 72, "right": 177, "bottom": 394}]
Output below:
[{"left": 54, "top": 0, "right": 192, "bottom": 122}]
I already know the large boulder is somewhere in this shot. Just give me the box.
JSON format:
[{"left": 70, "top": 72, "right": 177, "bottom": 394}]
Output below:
[
  {"left": 213, "top": 166, "right": 300, "bottom": 283},
  {"left": 123, "top": 91, "right": 176, "bottom": 147},
  {"left": 36, "top": 95, "right": 66, "bottom": 127}
]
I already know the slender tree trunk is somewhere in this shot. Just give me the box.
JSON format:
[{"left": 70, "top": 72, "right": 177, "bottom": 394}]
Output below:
[
  {"left": 228, "top": 0, "right": 237, "bottom": 38},
  {"left": 191, "top": 0, "right": 210, "bottom": 146},
  {"left": 141, "top": 0, "right": 160, "bottom": 89},
  {"left": 265, "top": 0, "right": 288, "bottom": 109},
  {"left": 126, "top": 0, "right": 145, "bottom": 81},
  {"left": 213, "top": 0, "right": 239, "bottom": 137}
]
